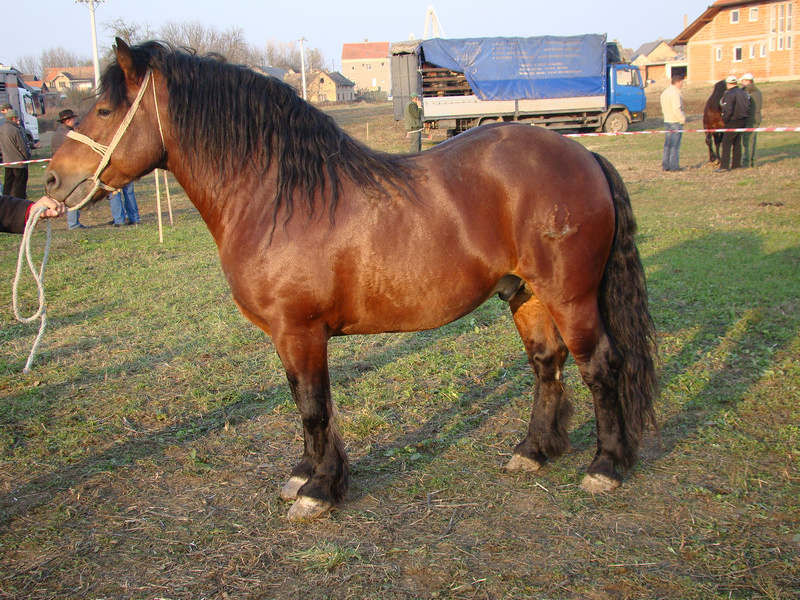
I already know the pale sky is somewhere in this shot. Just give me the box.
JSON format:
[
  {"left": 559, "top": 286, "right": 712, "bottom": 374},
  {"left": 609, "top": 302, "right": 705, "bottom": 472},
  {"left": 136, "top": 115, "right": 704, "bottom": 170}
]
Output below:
[{"left": 3, "top": 0, "right": 712, "bottom": 73}]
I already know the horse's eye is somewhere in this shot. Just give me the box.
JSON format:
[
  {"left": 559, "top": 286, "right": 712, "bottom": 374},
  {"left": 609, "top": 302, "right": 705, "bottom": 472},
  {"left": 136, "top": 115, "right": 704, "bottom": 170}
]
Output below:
[{"left": 97, "top": 108, "right": 112, "bottom": 118}]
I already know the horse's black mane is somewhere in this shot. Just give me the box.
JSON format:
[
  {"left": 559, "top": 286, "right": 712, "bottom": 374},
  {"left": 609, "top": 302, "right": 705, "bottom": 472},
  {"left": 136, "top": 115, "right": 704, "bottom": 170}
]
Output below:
[
  {"left": 100, "top": 41, "right": 415, "bottom": 227},
  {"left": 707, "top": 79, "right": 727, "bottom": 107}
]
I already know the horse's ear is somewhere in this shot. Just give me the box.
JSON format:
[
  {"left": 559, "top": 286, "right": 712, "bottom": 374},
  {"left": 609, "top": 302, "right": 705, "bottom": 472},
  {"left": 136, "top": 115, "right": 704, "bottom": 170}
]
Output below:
[{"left": 114, "top": 37, "right": 139, "bottom": 86}]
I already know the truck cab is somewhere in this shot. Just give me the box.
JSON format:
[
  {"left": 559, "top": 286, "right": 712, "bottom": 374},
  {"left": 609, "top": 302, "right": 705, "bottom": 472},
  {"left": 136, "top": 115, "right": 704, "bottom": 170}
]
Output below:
[
  {"left": 0, "top": 68, "right": 45, "bottom": 145},
  {"left": 605, "top": 63, "right": 647, "bottom": 133}
]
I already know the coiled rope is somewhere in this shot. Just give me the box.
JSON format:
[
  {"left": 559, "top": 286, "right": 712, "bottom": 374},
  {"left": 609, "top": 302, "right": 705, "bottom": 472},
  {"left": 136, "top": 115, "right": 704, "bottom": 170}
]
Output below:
[{"left": 12, "top": 205, "right": 52, "bottom": 373}]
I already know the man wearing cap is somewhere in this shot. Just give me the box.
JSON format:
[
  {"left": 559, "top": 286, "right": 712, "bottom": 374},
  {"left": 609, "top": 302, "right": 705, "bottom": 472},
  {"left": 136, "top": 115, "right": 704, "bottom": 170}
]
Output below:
[
  {"left": 404, "top": 93, "right": 423, "bottom": 153},
  {"left": 51, "top": 108, "right": 87, "bottom": 229},
  {"left": 717, "top": 75, "right": 751, "bottom": 172},
  {"left": 0, "top": 109, "right": 32, "bottom": 198},
  {"left": 739, "top": 74, "right": 762, "bottom": 168},
  {"left": 2, "top": 102, "right": 42, "bottom": 150}
]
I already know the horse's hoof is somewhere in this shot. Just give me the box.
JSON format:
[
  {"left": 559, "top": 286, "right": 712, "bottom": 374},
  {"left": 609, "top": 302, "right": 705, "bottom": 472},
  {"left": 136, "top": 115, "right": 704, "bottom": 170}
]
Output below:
[
  {"left": 280, "top": 476, "right": 308, "bottom": 501},
  {"left": 580, "top": 472, "right": 621, "bottom": 493},
  {"left": 287, "top": 496, "right": 332, "bottom": 522},
  {"left": 505, "top": 454, "right": 544, "bottom": 472}
]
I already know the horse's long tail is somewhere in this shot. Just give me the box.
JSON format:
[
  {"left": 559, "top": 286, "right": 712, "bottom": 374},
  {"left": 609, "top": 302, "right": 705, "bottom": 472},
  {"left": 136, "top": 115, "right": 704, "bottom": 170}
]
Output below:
[{"left": 592, "top": 152, "right": 659, "bottom": 464}]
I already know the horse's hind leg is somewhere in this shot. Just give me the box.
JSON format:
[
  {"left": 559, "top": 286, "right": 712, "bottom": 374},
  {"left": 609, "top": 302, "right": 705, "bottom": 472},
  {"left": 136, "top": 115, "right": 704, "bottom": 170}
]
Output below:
[
  {"left": 505, "top": 287, "right": 573, "bottom": 472},
  {"left": 548, "top": 299, "right": 632, "bottom": 493}
]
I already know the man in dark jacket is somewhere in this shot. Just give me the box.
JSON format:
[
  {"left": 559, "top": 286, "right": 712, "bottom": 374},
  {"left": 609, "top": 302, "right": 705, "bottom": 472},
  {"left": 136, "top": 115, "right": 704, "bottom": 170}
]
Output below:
[
  {"left": 716, "top": 75, "right": 751, "bottom": 172},
  {"left": 51, "top": 109, "right": 87, "bottom": 229},
  {"left": 739, "top": 74, "right": 762, "bottom": 168},
  {"left": 0, "top": 195, "right": 65, "bottom": 234},
  {"left": 0, "top": 110, "right": 32, "bottom": 197}
]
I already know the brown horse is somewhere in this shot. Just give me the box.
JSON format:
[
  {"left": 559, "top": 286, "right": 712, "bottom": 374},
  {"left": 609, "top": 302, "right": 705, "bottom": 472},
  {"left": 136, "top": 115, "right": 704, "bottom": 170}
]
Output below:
[
  {"left": 45, "top": 40, "right": 658, "bottom": 521},
  {"left": 704, "top": 79, "right": 727, "bottom": 162}
]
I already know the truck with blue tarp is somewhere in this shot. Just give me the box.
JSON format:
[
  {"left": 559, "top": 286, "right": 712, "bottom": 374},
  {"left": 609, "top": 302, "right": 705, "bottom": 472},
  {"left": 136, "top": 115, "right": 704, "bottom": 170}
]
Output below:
[{"left": 391, "top": 34, "right": 646, "bottom": 135}]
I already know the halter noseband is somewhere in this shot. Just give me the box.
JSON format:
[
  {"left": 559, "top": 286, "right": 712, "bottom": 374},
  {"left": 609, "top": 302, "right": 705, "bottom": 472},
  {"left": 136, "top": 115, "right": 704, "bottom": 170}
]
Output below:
[{"left": 65, "top": 69, "right": 166, "bottom": 211}]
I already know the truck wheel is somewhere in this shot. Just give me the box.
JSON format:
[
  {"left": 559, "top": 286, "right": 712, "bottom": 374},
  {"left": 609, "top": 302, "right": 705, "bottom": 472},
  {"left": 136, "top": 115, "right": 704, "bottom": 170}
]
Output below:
[{"left": 603, "top": 112, "right": 629, "bottom": 133}]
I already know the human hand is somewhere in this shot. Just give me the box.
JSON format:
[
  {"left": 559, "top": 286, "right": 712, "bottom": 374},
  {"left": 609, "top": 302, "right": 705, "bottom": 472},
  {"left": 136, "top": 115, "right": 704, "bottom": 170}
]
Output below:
[{"left": 31, "top": 196, "right": 66, "bottom": 219}]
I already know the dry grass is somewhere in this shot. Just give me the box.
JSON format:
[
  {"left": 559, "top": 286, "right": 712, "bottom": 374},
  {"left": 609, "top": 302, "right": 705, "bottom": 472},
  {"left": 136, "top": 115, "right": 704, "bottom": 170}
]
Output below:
[{"left": 0, "top": 83, "right": 798, "bottom": 599}]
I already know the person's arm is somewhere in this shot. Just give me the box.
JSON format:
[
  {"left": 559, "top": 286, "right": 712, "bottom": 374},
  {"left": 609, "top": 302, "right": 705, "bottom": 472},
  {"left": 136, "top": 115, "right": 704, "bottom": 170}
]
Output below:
[
  {"left": 0, "top": 195, "right": 34, "bottom": 234},
  {"left": 0, "top": 196, "right": 66, "bottom": 234}
]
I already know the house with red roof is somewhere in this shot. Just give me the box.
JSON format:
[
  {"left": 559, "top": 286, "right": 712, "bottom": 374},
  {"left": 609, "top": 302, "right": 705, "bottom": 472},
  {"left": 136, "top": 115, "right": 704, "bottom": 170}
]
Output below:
[{"left": 341, "top": 41, "right": 391, "bottom": 94}]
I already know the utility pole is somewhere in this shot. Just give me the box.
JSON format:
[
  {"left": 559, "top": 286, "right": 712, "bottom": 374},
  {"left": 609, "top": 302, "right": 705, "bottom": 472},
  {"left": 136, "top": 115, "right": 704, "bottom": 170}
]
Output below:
[
  {"left": 76, "top": 0, "right": 105, "bottom": 89},
  {"left": 299, "top": 37, "right": 308, "bottom": 101}
]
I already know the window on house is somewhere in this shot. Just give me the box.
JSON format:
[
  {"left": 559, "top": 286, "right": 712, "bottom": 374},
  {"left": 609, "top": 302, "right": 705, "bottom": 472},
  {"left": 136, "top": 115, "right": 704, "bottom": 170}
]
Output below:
[
  {"left": 734, "top": 46, "right": 743, "bottom": 61},
  {"left": 731, "top": 9, "right": 739, "bottom": 24},
  {"left": 716, "top": 47, "right": 723, "bottom": 61},
  {"left": 750, "top": 7, "right": 758, "bottom": 22},
  {"left": 750, "top": 45, "right": 756, "bottom": 58},
  {"left": 788, "top": 4, "right": 793, "bottom": 30},
  {"left": 761, "top": 43, "right": 767, "bottom": 57},
  {"left": 779, "top": 3, "right": 785, "bottom": 31},
  {"left": 787, "top": 35, "right": 793, "bottom": 49},
  {"left": 778, "top": 36, "right": 785, "bottom": 50}
]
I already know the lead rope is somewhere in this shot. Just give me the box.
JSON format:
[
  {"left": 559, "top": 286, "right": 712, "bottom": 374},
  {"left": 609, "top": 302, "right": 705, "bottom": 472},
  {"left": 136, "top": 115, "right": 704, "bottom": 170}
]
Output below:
[
  {"left": 10, "top": 69, "right": 165, "bottom": 373},
  {"left": 12, "top": 206, "right": 52, "bottom": 372}
]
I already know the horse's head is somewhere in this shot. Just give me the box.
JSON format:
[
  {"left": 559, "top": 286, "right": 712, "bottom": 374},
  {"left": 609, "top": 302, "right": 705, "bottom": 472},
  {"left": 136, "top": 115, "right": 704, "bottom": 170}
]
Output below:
[{"left": 45, "top": 38, "right": 168, "bottom": 208}]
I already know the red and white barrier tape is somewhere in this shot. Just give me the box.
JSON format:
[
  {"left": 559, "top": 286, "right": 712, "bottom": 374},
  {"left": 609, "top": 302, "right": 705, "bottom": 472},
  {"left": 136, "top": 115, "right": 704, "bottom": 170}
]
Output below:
[
  {"left": 565, "top": 126, "right": 800, "bottom": 137},
  {"left": 0, "top": 158, "right": 52, "bottom": 167}
]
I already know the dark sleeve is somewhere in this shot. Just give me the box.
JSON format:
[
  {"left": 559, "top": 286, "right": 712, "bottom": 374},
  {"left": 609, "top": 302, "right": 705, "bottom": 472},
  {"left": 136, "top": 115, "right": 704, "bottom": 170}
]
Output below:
[
  {"left": 720, "top": 92, "right": 732, "bottom": 122},
  {"left": 0, "top": 195, "right": 34, "bottom": 234}
]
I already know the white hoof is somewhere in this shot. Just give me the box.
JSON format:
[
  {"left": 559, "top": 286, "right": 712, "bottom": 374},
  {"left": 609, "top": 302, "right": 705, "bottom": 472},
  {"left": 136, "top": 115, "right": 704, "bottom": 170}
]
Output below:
[
  {"left": 287, "top": 496, "right": 332, "bottom": 522},
  {"left": 280, "top": 476, "right": 308, "bottom": 501},
  {"left": 505, "top": 454, "right": 544, "bottom": 472},
  {"left": 580, "top": 473, "right": 621, "bottom": 493}
]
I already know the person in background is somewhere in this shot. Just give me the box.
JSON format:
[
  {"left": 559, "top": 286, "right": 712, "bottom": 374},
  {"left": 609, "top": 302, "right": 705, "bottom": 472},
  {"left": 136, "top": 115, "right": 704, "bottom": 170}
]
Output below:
[
  {"left": 404, "top": 93, "right": 423, "bottom": 153},
  {"left": 1, "top": 102, "right": 42, "bottom": 150},
  {"left": 0, "top": 195, "right": 65, "bottom": 234},
  {"left": 51, "top": 109, "right": 87, "bottom": 229},
  {"left": 739, "top": 74, "right": 762, "bottom": 168},
  {"left": 659, "top": 74, "right": 686, "bottom": 172},
  {"left": 717, "top": 75, "right": 751, "bottom": 172},
  {"left": 0, "top": 110, "right": 33, "bottom": 198},
  {"left": 109, "top": 182, "right": 140, "bottom": 227}
]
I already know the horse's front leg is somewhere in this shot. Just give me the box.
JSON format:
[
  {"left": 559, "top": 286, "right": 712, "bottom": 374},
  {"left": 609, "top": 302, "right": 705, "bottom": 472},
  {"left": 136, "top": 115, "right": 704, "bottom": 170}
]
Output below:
[{"left": 274, "top": 327, "right": 348, "bottom": 521}]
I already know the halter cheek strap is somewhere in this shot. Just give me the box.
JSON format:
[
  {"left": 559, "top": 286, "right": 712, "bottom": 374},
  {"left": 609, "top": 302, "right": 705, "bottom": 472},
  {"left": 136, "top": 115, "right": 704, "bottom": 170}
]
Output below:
[{"left": 65, "top": 69, "right": 165, "bottom": 211}]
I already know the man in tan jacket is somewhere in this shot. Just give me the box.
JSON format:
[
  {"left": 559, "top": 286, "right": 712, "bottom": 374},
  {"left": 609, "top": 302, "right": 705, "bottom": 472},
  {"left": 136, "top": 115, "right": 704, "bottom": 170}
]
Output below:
[{"left": 659, "top": 74, "right": 686, "bottom": 172}]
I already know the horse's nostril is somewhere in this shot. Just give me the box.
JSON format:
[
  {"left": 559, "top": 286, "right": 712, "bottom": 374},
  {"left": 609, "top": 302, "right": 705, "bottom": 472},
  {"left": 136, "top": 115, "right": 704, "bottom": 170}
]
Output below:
[{"left": 44, "top": 171, "right": 60, "bottom": 193}]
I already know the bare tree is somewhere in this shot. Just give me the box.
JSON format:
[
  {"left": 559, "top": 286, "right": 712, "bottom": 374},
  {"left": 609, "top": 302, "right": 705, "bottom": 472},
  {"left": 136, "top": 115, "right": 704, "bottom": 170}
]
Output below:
[
  {"left": 40, "top": 46, "right": 92, "bottom": 71},
  {"left": 262, "top": 40, "right": 325, "bottom": 72},
  {"left": 100, "top": 18, "right": 325, "bottom": 71},
  {"left": 14, "top": 54, "right": 41, "bottom": 77}
]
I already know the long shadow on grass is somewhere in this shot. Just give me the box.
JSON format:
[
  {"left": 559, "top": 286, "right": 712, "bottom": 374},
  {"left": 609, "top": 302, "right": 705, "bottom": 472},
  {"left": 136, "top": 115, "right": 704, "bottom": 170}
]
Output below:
[{"left": 643, "top": 231, "right": 799, "bottom": 455}]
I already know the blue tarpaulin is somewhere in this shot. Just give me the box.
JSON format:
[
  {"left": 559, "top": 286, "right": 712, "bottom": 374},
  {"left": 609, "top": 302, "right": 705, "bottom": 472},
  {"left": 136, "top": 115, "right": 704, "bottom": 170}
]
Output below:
[{"left": 420, "top": 34, "right": 607, "bottom": 101}]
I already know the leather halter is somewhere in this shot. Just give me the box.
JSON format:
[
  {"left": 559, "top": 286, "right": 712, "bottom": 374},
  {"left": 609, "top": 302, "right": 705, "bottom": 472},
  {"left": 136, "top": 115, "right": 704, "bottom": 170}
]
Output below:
[{"left": 65, "top": 69, "right": 166, "bottom": 211}]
